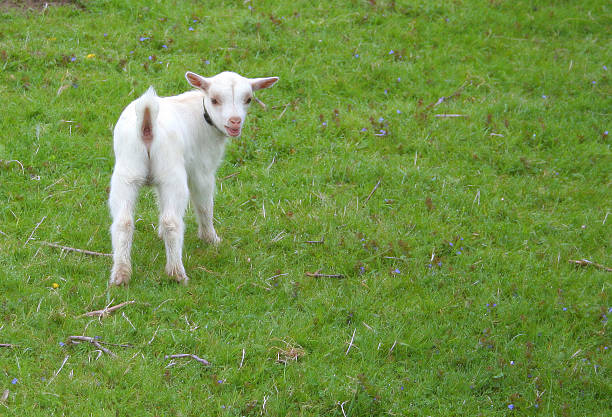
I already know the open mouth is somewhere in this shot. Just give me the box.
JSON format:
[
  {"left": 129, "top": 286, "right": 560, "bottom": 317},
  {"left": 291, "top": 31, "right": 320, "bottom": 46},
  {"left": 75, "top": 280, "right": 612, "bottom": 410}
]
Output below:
[{"left": 225, "top": 126, "right": 241, "bottom": 137}]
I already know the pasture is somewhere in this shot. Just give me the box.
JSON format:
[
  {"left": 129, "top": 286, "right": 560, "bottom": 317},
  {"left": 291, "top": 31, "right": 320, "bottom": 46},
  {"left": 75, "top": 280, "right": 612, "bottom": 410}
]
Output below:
[{"left": 0, "top": 0, "right": 610, "bottom": 415}]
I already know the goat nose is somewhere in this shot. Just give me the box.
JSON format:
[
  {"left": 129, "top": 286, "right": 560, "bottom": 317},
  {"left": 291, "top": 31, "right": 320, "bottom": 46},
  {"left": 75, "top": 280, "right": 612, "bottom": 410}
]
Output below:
[{"left": 229, "top": 117, "right": 242, "bottom": 127}]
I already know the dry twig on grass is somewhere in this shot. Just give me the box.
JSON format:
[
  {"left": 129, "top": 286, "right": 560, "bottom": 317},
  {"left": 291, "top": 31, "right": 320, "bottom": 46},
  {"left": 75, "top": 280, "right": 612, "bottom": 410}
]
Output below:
[
  {"left": 80, "top": 300, "right": 135, "bottom": 318},
  {"left": 426, "top": 82, "right": 469, "bottom": 109},
  {"left": 47, "top": 355, "right": 69, "bottom": 386},
  {"left": 305, "top": 237, "right": 325, "bottom": 244},
  {"left": 253, "top": 96, "right": 266, "bottom": 110},
  {"left": 434, "top": 114, "right": 467, "bottom": 118},
  {"left": 164, "top": 353, "right": 210, "bottom": 366},
  {"left": 219, "top": 172, "right": 239, "bottom": 182},
  {"left": 23, "top": 216, "right": 46, "bottom": 247},
  {"left": 345, "top": 328, "right": 357, "bottom": 355},
  {"left": 0, "top": 343, "right": 17, "bottom": 348},
  {"left": 39, "top": 241, "right": 112, "bottom": 257},
  {"left": 67, "top": 336, "right": 133, "bottom": 358},
  {"left": 305, "top": 271, "right": 345, "bottom": 279},
  {"left": 363, "top": 179, "right": 381, "bottom": 206},
  {"left": 569, "top": 259, "right": 612, "bottom": 272}
]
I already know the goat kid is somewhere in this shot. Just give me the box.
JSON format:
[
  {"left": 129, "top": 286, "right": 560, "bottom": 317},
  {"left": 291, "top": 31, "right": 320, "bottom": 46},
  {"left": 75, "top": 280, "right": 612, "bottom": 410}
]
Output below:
[{"left": 109, "top": 71, "right": 279, "bottom": 286}]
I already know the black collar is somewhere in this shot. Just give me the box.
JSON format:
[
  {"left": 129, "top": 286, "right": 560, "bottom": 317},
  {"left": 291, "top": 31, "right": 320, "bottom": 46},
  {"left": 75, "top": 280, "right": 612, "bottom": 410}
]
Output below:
[{"left": 203, "top": 98, "right": 214, "bottom": 126}]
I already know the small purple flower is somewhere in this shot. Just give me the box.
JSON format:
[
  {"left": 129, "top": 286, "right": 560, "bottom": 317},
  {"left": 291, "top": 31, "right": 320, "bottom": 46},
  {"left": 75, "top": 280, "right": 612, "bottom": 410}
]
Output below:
[
  {"left": 457, "top": 251, "right": 461, "bottom": 255},
  {"left": 217, "top": 379, "right": 224, "bottom": 384},
  {"left": 129, "top": 51, "right": 134, "bottom": 54},
  {"left": 204, "top": 60, "right": 210, "bottom": 65},
  {"left": 189, "top": 27, "right": 194, "bottom": 31},
  {"left": 604, "top": 131, "right": 609, "bottom": 136},
  {"left": 360, "top": 127, "right": 367, "bottom": 132},
  {"left": 103, "top": 33, "right": 108, "bottom": 37},
  {"left": 322, "top": 122, "right": 327, "bottom": 127},
  {"left": 542, "top": 95, "right": 547, "bottom": 99},
  {"left": 359, "top": 266, "right": 365, "bottom": 273},
  {"left": 592, "top": 81, "right": 596, "bottom": 84},
  {"left": 563, "top": 307, "right": 567, "bottom": 311},
  {"left": 510, "top": 360, "right": 515, "bottom": 365},
  {"left": 608, "top": 307, "right": 612, "bottom": 314},
  {"left": 162, "top": 44, "right": 168, "bottom": 49},
  {"left": 193, "top": 19, "right": 198, "bottom": 23},
  {"left": 374, "top": 129, "right": 386, "bottom": 136},
  {"left": 397, "top": 77, "right": 401, "bottom": 82},
  {"left": 437, "top": 261, "right": 442, "bottom": 266},
  {"left": 392, "top": 268, "right": 400, "bottom": 275},
  {"left": 148, "top": 56, "right": 153, "bottom": 60},
  {"left": 11, "top": 378, "right": 17, "bottom": 384},
  {"left": 139, "top": 36, "right": 149, "bottom": 41},
  {"left": 449, "top": 242, "right": 453, "bottom": 247},
  {"left": 508, "top": 404, "right": 514, "bottom": 410},
  {"left": 354, "top": 54, "right": 359, "bottom": 58},
  {"left": 248, "top": 5, "right": 252, "bottom": 10},
  {"left": 396, "top": 109, "right": 401, "bottom": 114},
  {"left": 400, "top": 385, "right": 404, "bottom": 390},
  {"left": 70, "top": 57, "right": 77, "bottom": 62},
  {"left": 389, "top": 50, "right": 394, "bottom": 54},
  {"left": 384, "top": 89, "right": 388, "bottom": 95},
  {"left": 604, "top": 65, "right": 608, "bottom": 70},
  {"left": 493, "top": 303, "right": 497, "bottom": 307},
  {"left": 378, "top": 117, "right": 384, "bottom": 123},
  {"left": 59, "top": 341, "right": 65, "bottom": 347},
  {"left": 427, "top": 264, "right": 432, "bottom": 268}
]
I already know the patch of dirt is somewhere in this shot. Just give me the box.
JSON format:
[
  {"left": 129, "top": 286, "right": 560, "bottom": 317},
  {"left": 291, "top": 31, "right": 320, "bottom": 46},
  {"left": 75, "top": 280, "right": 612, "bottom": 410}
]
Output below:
[{"left": 0, "top": 0, "right": 86, "bottom": 10}]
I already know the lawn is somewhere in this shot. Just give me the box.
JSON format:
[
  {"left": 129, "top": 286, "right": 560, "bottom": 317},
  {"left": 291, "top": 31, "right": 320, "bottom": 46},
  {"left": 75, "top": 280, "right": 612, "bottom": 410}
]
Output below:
[{"left": 0, "top": 0, "right": 610, "bottom": 415}]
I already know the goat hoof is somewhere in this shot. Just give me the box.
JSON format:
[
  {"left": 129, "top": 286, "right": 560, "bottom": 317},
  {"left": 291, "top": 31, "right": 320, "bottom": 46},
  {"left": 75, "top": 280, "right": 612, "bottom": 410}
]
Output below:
[
  {"left": 166, "top": 265, "right": 189, "bottom": 285},
  {"left": 199, "top": 229, "right": 221, "bottom": 246},
  {"left": 110, "top": 264, "right": 131, "bottom": 286}
]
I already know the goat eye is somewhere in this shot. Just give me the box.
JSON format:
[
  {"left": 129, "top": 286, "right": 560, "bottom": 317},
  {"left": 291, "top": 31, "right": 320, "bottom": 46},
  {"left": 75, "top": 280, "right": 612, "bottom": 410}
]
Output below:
[
  {"left": 245, "top": 97, "right": 252, "bottom": 104},
  {"left": 211, "top": 98, "right": 219, "bottom": 105}
]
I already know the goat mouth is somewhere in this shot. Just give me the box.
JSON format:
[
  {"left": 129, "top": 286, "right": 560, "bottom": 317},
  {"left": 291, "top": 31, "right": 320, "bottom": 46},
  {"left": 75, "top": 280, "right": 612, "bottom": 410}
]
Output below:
[{"left": 225, "top": 126, "right": 241, "bottom": 137}]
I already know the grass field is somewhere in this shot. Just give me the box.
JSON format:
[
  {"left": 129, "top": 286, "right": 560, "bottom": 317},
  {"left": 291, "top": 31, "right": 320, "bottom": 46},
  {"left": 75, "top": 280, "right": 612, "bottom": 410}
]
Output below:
[{"left": 0, "top": 0, "right": 610, "bottom": 415}]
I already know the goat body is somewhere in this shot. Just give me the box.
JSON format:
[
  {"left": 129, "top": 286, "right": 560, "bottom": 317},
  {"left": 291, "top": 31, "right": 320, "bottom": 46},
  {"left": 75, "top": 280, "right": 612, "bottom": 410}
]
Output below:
[{"left": 109, "top": 71, "right": 278, "bottom": 286}]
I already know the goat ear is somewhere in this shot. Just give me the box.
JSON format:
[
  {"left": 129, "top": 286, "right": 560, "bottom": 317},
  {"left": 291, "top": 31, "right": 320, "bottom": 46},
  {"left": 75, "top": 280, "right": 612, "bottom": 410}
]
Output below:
[
  {"left": 250, "top": 77, "right": 279, "bottom": 91},
  {"left": 185, "top": 71, "right": 210, "bottom": 91}
]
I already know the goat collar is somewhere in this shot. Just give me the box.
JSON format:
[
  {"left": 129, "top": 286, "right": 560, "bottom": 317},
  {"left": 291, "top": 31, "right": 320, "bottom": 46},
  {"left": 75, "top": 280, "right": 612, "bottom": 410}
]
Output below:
[{"left": 202, "top": 98, "right": 224, "bottom": 134}]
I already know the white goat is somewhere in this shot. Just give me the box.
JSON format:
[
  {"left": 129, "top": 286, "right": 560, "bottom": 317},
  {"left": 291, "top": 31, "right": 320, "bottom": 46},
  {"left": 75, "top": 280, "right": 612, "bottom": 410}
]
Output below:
[{"left": 109, "top": 71, "right": 279, "bottom": 286}]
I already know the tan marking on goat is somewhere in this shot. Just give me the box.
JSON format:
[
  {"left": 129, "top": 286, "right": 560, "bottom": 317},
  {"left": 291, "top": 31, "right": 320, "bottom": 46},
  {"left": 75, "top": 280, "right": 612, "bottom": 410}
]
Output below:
[{"left": 141, "top": 107, "right": 153, "bottom": 155}]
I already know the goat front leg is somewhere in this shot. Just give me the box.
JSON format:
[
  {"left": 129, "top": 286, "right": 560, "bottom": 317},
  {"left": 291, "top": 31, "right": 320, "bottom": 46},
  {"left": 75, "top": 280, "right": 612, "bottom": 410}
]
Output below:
[
  {"left": 109, "top": 175, "right": 141, "bottom": 286},
  {"left": 156, "top": 175, "right": 190, "bottom": 284},
  {"left": 190, "top": 173, "right": 221, "bottom": 245}
]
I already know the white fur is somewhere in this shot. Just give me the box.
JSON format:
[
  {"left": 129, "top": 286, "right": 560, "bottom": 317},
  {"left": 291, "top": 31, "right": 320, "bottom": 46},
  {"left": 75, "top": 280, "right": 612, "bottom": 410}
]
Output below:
[{"left": 109, "top": 71, "right": 278, "bottom": 286}]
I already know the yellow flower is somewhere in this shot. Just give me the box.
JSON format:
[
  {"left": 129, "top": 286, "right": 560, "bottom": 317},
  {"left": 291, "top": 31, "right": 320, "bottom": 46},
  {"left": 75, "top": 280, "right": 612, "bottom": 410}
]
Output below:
[
  {"left": 86, "top": 54, "right": 96, "bottom": 59},
  {"left": 52, "top": 283, "right": 59, "bottom": 289}
]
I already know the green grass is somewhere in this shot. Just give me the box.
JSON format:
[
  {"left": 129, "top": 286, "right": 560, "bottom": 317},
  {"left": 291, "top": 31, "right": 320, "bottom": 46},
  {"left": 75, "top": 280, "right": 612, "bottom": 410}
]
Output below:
[{"left": 0, "top": 0, "right": 610, "bottom": 415}]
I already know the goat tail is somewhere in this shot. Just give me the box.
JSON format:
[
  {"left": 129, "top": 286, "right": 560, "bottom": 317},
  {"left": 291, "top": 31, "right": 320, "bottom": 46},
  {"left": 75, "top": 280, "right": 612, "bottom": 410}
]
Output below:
[{"left": 134, "top": 86, "right": 159, "bottom": 151}]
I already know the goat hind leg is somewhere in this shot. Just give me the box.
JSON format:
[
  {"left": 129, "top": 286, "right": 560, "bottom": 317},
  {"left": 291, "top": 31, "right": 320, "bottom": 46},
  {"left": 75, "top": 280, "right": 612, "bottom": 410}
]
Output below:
[
  {"left": 109, "top": 176, "right": 140, "bottom": 286},
  {"left": 156, "top": 178, "right": 189, "bottom": 284}
]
